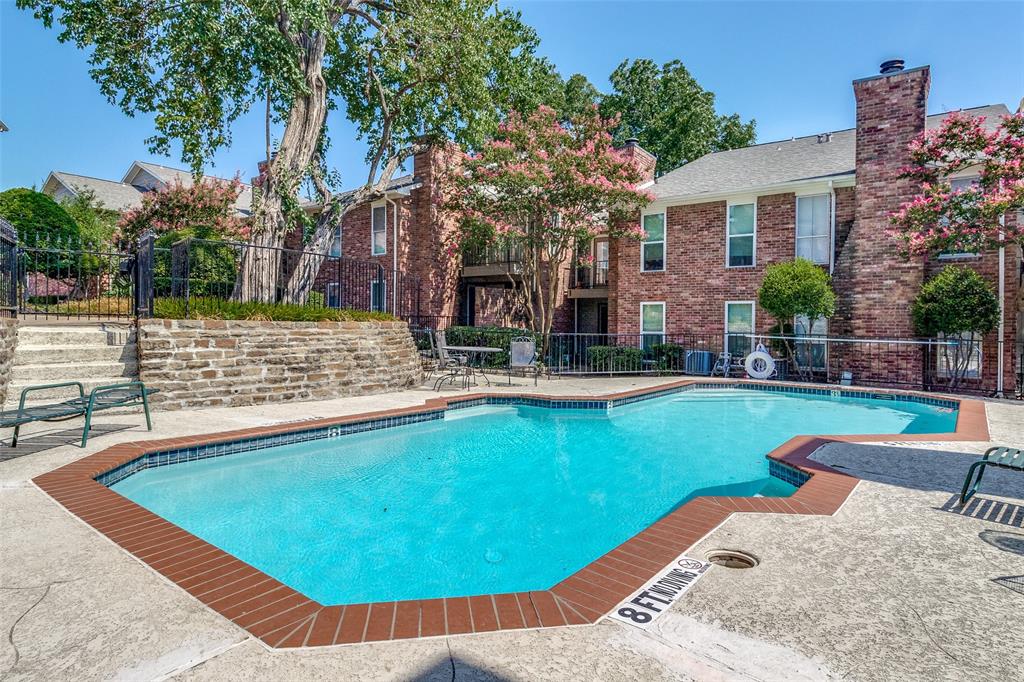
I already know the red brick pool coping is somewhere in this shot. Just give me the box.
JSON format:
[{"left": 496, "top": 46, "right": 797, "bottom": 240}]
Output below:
[{"left": 32, "top": 380, "right": 989, "bottom": 648}]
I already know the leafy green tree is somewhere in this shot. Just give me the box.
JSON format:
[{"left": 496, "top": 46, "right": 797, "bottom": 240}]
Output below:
[
  {"left": 59, "top": 189, "right": 119, "bottom": 248},
  {"left": 20, "top": 0, "right": 547, "bottom": 302},
  {"left": 757, "top": 258, "right": 836, "bottom": 378},
  {"left": 0, "top": 188, "right": 79, "bottom": 246},
  {"left": 601, "top": 59, "right": 756, "bottom": 174},
  {"left": 912, "top": 266, "right": 999, "bottom": 388}
]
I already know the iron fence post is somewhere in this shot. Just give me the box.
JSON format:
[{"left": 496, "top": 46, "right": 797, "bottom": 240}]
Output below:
[
  {"left": 135, "top": 232, "right": 155, "bottom": 318},
  {"left": 0, "top": 218, "right": 16, "bottom": 317}
]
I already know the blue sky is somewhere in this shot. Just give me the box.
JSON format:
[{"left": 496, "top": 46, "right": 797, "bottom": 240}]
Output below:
[{"left": 1, "top": 1, "right": 1021, "bottom": 193}]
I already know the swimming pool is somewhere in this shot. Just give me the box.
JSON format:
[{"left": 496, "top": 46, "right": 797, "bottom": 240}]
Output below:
[{"left": 110, "top": 386, "right": 957, "bottom": 605}]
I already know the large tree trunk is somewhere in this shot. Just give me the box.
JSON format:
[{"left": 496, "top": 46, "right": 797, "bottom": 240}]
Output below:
[{"left": 234, "top": 30, "right": 329, "bottom": 303}]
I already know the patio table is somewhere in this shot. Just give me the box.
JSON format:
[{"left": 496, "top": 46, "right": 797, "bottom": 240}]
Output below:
[{"left": 441, "top": 346, "right": 503, "bottom": 389}]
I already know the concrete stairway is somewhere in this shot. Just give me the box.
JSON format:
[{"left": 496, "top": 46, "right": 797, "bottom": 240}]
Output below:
[{"left": 5, "top": 323, "right": 138, "bottom": 408}]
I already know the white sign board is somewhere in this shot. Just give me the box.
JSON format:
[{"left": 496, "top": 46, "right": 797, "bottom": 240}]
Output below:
[{"left": 606, "top": 555, "right": 711, "bottom": 630}]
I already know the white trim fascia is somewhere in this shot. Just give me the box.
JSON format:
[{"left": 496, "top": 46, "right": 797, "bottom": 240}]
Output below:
[
  {"left": 42, "top": 172, "right": 77, "bottom": 198},
  {"left": 648, "top": 174, "right": 856, "bottom": 210}
]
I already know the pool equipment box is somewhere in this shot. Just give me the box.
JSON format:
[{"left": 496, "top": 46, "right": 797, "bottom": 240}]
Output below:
[{"left": 607, "top": 555, "right": 712, "bottom": 630}]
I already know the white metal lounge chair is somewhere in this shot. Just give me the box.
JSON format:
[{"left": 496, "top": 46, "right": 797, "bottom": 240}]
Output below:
[{"left": 509, "top": 336, "right": 540, "bottom": 385}]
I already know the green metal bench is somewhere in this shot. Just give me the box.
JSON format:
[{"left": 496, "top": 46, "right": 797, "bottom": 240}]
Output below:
[
  {"left": 1, "top": 381, "right": 156, "bottom": 448},
  {"left": 960, "top": 446, "right": 1024, "bottom": 504}
]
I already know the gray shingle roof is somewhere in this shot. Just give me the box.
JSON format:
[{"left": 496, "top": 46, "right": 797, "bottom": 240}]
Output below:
[
  {"left": 49, "top": 172, "right": 146, "bottom": 212},
  {"left": 131, "top": 161, "right": 253, "bottom": 216},
  {"left": 652, "top": 104, "right": 1010, "bottom": 201}
]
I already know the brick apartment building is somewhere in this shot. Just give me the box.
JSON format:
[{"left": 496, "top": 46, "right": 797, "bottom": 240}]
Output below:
[{"left": 309, "top": 61, "right": 1022, "bottom": 394}]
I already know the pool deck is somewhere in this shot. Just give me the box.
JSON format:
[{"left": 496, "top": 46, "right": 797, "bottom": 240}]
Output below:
[{"left": 2, "top": 376, "right": 1023, "bottom": 681}]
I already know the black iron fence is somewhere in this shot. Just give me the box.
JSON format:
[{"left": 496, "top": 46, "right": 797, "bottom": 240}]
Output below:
[
  {"left": 14, "top": 230, "right": 135, "bottom": 320},
  {"left": 421, "top": 326, "right": 1012, "bottom": 395},
  {"left": 153, "top": 237, "right": 422, "bottom": 319},
  {"left": 570, "top": 260, "right": 609, "bottom": 288},
  {"left": 462, "top": 243, "right": 523, "bottom": 267},
  {"left": 0, "top": 229, "right": 424, "bottom": 321},
  {"left": 0, "top": 219, "right": 16, "bottom": 318}
]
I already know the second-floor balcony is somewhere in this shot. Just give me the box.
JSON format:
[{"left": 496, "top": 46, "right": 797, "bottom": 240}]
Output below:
[
  {"left": 569, "top": 260, "right": 609, "bottom": 298},
  {"left": 461, "top": 243, "right": 524, "bottom": 281}
]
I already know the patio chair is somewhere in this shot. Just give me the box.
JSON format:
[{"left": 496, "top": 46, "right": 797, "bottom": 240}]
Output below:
[
  {"left": 509, "top": 336, "right": 540, "bottom": 385},
  {"left": 417, "top": 329, "right": 438, "bottom": 380},
  {"left": 959, "top": 446, "right": 1024, "bottom": 504},
  {"left": 711, "top": 352, "right": 732, "bottom": 377},
  {"left": 433, "top": 330, "right": 468, "bottom": 390}
]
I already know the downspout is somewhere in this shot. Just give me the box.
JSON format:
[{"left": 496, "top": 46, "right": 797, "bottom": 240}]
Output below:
[
  {"left": 387, "top": 195, "right": 398, "bottom": 315},
  {"left": 997, "top": 210, "right": 1005, "bottom": 398},
  {"left": 828, "top": 180, "right": 836, "bottom": 274}
]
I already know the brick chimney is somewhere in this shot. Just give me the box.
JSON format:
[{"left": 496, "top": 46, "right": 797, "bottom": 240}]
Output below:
[
  {"left": 833, "top": 61, "right": 930, "bottom": 339},
  {"left": 617, "top": 138, "right": 657, "bottom": 183}
]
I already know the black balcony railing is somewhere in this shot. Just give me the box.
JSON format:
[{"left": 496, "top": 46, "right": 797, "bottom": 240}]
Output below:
[
  {"left": 462, "top": 243, "right": 524, "bottom": 268},
  {"left": 571, "top": 260, "right": 609, "bottom": 288}
]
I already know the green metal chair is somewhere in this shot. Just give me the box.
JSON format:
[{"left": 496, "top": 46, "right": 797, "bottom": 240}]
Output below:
[
  {"left": 959, "top": 446, "right": 1024, "bottom": 504},
  {"left": 1, "top": 381, "right": 156, "bottom": 448}
]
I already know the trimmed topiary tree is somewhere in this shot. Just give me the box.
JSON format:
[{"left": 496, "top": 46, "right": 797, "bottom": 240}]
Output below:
[
  {"left": 912, "top": 266, "right": 999, "bottom": 388},
  {"left": 757, "top": 258, "right": 836, "bottom": 379}
]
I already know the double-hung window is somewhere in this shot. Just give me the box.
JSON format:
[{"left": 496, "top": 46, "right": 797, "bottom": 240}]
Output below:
[
  {"left": 640, "top": 302, "right": 665, "bottom": 351},
  {"left": 796, "top": 194, "right": 831, "bottom": 265},
  {"left": 371, "top": 204, "right": 387, "bottom": 256},
  {"left": 641, "top": 213, "right": 665, "bottom": 272},
  {"left": 725, "top": 301, "right": 754, "bottom": 358},
  {"left": 727, "top": 203, "right": 755, "bottom": 267},
  {"left": 370, "top": 277, "right": 387, "bottom": 312},
  {"left": 329, "top": 226, "right": 342, "bottom": 258},
  {"left": 938, "top": 177, "right": 981, "bottom": 260}
]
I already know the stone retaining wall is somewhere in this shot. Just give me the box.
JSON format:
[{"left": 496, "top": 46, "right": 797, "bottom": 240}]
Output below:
[
  {"left": 138, "top": 319, "right": 422, "bottom": 410},
  {"left": 0, "top": 318, "right": 17, "bottom": 406}
]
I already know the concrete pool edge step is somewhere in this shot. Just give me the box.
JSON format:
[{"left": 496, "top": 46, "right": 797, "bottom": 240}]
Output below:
[{"left": 28, "top": 378, "right": 990, "bottom": 650}]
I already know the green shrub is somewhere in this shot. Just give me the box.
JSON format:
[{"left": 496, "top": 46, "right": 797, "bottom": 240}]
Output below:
[
  {"left": 650, "top": 343, "right": 684, "bottom": 370},
  {"left": 308, "top": 291, "right": 325, "bottom": 308},
  {"left": 152, "top": 297, "right": 396, "bottom": 322},
  {"left": 587, "top": 345, "right": 644, "bottom": 371},
  {"left": 912, "top": 266, "right": 999, "bottom": 337},
  {"left": 153, "top": 231, "right": 238, "bottom": 298},
  {"left": 0, "top": 188, "right": 84, "bottom": 275}
]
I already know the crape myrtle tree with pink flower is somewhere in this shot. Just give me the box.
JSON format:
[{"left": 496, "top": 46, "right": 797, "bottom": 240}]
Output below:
[
  {"left": 890, "top": 111, "right": 1024, "bottom": 255},
  {"left": 443, "top": 105, "right": 654, "bottom": 339},
  {"left": 889, "top": 110, "right": 1024, "bottom": 387}
]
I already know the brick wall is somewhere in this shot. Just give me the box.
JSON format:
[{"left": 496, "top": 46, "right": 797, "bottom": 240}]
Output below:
[
  {"left": 610, "top": 191, "right": 827, "bottom": 336},
  {"left": 0, "top": 318, "right": 17, "bottom": 406},
  {"left": 138, "top": 319, "right": 422, "bottom": 410}
]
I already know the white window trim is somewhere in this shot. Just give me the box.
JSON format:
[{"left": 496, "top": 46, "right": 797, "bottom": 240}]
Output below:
[
  {"left": 371, "top": 201, "right": 387, "bottom": 256},
  {"left": 640, "top": 211, "right": 666, "bottom": 273},
  {"left": 795, "top": 193, "right": 832, "bottom": 267},
  {"left": 726, "top": 201, "right": 757, "bottom": 269},
  {"left": 724, "top": 300, "right": 755, "bottom": 356},
  {"left": 640, "top": 301, "right": 666, "bottom": 341}
]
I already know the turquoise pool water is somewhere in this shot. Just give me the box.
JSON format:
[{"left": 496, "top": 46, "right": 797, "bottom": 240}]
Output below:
[{"left": 112, "top": 388, "right": 957, "bottom": 604}]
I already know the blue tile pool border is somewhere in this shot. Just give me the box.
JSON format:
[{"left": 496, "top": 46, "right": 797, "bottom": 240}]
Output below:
[{"left": 95, "top": 380, "right": 961, "bottom": 489}]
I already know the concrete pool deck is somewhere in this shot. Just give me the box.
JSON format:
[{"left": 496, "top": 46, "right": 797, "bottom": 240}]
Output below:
[{"left": 2, "top": 376, "right": 1022, "bottom": 680}]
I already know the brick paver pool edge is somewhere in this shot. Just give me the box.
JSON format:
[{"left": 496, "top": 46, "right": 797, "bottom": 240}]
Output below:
[{"left": 32, "top": 380, "right": 989, "bottom": 649}]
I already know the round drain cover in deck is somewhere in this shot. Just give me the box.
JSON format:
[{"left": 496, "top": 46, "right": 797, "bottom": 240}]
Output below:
[{"left": 705, "top": 549, "right": 759, "bottom": 569}]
